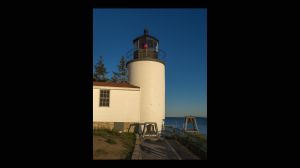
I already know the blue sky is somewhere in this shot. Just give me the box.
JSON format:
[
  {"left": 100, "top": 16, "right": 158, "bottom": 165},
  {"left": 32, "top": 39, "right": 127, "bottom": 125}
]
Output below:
[{"left": 93, "top": 9, "right": 207, "bottom": 117}]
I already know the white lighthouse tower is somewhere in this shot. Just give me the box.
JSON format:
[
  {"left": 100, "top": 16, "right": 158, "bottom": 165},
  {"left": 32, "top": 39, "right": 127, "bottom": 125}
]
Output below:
[{"left": 127, "top": 29, "right": 165, "bottom": 131}]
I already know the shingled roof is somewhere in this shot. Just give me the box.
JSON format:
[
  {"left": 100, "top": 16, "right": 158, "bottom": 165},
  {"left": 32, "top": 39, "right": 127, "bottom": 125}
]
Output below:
[{"left": 93, "top": 81, "right": 140, "bottom": 88}]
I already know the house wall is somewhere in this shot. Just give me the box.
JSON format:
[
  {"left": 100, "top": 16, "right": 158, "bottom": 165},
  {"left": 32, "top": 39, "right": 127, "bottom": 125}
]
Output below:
[{"left": 93, "top": 86, "right": 140, "bottom": 123}]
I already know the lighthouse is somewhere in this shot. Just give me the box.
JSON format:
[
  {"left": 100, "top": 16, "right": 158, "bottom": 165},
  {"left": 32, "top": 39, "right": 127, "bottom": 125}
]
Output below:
[{"left": 127, "top": 29, "right": 165, "bottom": 131}]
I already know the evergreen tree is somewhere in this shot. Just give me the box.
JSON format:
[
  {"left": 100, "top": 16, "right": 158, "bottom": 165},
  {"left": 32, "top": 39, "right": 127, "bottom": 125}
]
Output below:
[
  {"left": 111, "top": 72, "right": 119, "bottom": 82},
  {"left": 93, "top": 56, "right": 108, "bottom": 82},
  {"left": 111, "top": 56, "right": 128, "bottom": 83}
]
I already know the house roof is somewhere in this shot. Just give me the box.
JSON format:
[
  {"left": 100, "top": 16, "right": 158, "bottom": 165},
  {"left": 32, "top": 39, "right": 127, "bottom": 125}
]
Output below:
[{"left": 93, "top": 81, "right": 140, "bottom": 88}]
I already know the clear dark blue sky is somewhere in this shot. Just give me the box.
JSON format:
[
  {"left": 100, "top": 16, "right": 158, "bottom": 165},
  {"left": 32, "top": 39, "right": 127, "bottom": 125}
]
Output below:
[{"left": 93, "top": 9, "right": 207, "bottom": 117}]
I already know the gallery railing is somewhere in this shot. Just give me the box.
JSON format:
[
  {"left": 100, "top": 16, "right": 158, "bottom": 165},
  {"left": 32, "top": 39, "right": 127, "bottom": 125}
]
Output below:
[{"left": 126, "top": 48, "right": 167, "bottom": 63}]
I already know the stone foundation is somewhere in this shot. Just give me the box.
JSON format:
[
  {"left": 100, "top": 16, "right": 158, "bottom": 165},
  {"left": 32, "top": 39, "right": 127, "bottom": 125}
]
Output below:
[
  {"left": 93, "top": 122, "right": 140, "bottom": 133},
  {"left": 93, "top": 122, "right": 114, "bottom": 130}
]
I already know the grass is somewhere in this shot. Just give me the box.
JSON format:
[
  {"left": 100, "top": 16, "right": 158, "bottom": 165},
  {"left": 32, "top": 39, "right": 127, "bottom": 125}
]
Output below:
[
  {"left": 163, "top": 128, "right": 207, "bottom": 159},
  {"left": 176, "top": 132, "right": 207, "bottom": 160},
  {"left": 93, "top": 128, "right": 136, "bottom": 159},
  {"left": 94, "top": 149, "right": 108, "bottom": 157},
  {"left": 94, "top": 128, "right": 119, "bottom": 138},
  {"left": 186, "top": 132, "right": 207, "bottom": 144},
  {"left": 106, "top": 138, "right": 117, "bottom": 144},
  {"left": 120, "top": 132, "right": 136, "bottom": 159}
]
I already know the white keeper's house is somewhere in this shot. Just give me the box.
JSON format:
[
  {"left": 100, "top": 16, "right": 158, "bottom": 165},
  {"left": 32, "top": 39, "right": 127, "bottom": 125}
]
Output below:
[{"left": 93, "top": 29, "right": 165, "bottom": 131}]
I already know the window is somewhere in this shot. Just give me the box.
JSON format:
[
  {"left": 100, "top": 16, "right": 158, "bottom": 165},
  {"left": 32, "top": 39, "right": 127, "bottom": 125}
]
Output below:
[
  {"left": 148, "top": 39, "right": 154, "bottom": 48},
  {"left": 100, "top": 90, "right": 110, "bottom": 107},
  {"left": 138, "top": 38, "right": 146, "bottom": 49}
]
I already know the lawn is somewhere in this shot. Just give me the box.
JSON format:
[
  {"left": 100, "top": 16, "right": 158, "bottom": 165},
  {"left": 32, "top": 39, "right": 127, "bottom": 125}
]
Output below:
[{"left": 93, "top": 129, "right": 136, "bottom": 160}]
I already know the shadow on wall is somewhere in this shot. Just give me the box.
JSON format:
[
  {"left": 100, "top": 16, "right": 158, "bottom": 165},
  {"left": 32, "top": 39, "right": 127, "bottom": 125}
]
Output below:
[
  {"left": 113, "top": 122, "right": 125, "bottom": 132},
  {"left": 114, "top": 122, "right": 140, "bottom": 133},
  {"left": 127, "top": 123, "right": 141, "bottom": 134}
]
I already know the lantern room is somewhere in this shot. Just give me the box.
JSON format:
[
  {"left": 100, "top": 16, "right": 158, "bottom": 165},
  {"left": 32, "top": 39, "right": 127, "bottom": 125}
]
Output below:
[{"left": 133, "top": 29, "right": 159, "bottom": 60}]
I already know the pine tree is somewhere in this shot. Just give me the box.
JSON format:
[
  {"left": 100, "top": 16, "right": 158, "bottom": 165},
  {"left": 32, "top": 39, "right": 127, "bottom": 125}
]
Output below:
[
  {"left": 93, "top": 56, "right": 108, "bottom": 82},
  {"left": 111, "top": 56, "right": 128, "bottom": 83},
  {"left": 118, "top": 56, "right": 128, "bottom": 82},
  {"left": 111, "top": 72, "right": 119, "bottom": 82}
]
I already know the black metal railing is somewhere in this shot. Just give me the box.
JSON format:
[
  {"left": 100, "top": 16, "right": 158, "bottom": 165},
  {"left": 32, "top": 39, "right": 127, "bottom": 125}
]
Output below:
[{"left": 126, "top": 48, "right": 167, "bottom": 63}]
